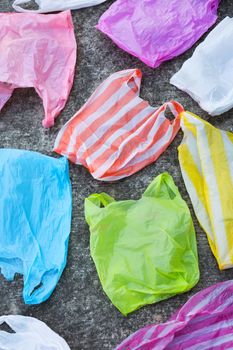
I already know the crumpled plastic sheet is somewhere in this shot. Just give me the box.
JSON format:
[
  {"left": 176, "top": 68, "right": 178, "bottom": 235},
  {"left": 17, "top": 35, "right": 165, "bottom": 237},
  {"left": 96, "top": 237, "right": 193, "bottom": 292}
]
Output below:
[
  {"left": 171, "top": 17, "right": 233, "bottom": 116},
  {"left": 12, "top": 0, "right": 108, "bottom": 13},
  {"left": 178, "top": 110, "right": 233, "bottom": 270},
  {"left": 0, "top": 149, "right": 72, "bottom": 304},
  {"left": 54, "top": 69, "right": 183, "bottom": 181},
  {"left": 0, "top": 11, "right": 76, "bottom": 128},
  {"left": 96, "top": 0, "right": 220, "bottom": 68},
  {"left": 85, "top": 173, "right": 199, "bottom": 315},
  {"left": 115, "top": 280, "right": 233, "bottom": 350},
  {"left": 0, "top": 315, "right": 70, "bottom": 349}
]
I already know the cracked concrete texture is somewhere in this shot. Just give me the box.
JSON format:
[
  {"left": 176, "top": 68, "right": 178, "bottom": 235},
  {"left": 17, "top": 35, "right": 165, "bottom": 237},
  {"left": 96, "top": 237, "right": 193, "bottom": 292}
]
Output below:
[{"left": 0, "top": 1, "right": 233, "bottom": 349}]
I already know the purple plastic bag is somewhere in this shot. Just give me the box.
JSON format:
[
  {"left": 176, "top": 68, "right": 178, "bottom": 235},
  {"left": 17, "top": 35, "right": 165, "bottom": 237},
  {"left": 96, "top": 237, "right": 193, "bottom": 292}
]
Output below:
[
  {"left": 116, "top": 280, "right": 233, "bottom": 350},
  {"left": 97, "top": 0, "right": 220, "bottom": 68}
]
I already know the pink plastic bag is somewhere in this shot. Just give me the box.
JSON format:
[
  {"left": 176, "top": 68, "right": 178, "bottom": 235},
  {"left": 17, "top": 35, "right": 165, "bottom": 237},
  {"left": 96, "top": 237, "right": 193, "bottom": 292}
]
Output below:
[
  {"left": 116, "top": 280, "right": 233, "bottom": 350},
  {"left": 54, "top": 69, "right": 183, "bottom": 181},
  {"left": 0, "top": 11, "right": 76, "bottom": 128},
  {"left": 97, "top": 0, "right": 220, "bottom": 68}
]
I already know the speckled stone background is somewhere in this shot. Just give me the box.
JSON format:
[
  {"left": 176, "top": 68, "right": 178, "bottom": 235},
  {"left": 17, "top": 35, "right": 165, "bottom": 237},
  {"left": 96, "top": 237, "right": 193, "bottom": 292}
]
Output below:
[{"left": 0, "top": 1, "right": 233, "bottom": 349}]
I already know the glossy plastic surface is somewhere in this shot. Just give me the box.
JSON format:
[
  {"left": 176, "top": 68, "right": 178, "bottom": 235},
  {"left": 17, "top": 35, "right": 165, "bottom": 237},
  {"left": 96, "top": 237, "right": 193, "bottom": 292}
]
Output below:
[
  {"left": 179, "top": 110, "right": 233, "bottom": 270},
  {"left": 12, "top": 0, "right": 108, "bottom": 13},
  {"left": 0, "top": 315, "right": 70, "bottom": 349},
  {"left": 0, "top": 149, "right": 72, "bottom": 304},
  {"left": 171, "top": 17, "right": 233, "bottom": 116},
  {"left": 97, "top": 0, "right": 219, "bottom": 68},
  {"left": 85, "top": 173, "right": 199, "bottom": 315},
  {"left": 0, "top": 11, "right": 76, "bottom": 127},
  {"left": 116, "top": 280, "right": 233, "bottom": 349},
  {"left": 54, "top": 69, "right": 182, "bottom": 181}
]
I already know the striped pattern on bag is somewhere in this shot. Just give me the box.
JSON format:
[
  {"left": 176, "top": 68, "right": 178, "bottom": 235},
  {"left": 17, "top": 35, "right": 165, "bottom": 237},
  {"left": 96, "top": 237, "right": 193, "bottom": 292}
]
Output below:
[
  {"left": 116, "top": 280, "right": 233, "bottom": 350},
  {"left": 179, "top": 111, "right": 233, "bottom": 270},
  {"left": 54, "top": 69, "right": 183, "bottom": 181}
]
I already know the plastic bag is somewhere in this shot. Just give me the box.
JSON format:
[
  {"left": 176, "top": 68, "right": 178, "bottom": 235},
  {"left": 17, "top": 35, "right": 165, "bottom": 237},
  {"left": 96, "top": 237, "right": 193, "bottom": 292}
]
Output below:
[
  {"left": 115, "top": 280, "right": 233, "bottom": 350},
  {"left": 171, "top": 17, "right": 233, "bottom": 116},
  {"left": 54, "top": 69, "right": 182, "bottom": 181},
  {"left": 96, "top": 0, "right": 219, "bottom": 68},
  {"left": 0, "top": 11, "right": 76, "bottom": 128},
  {"left": 0, "top": 149, "right": 72, "bottom": 304},
  {"left": 12, "top": 0, "right": 108, "bottom": 13},
  {"left": 178, "top": 110, "right": 233, "bottom": 270},
  {"left": 85, "top": 173, "right": 199, "bottom": 315},
  {"left": 0, "top": 315, "right": 70, "bottom": 349}
]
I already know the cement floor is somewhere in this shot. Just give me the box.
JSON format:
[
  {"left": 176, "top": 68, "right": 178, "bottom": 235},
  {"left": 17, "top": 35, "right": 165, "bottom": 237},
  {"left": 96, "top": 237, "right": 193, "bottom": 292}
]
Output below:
[{"left": 0, "top": 1, "right": 233, "bottom": 349}]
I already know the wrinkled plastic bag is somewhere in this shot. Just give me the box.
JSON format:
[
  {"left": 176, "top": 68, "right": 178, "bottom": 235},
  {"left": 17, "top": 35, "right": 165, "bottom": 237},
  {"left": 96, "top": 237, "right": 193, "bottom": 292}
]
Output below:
[
  {"left": 0, "top": 149, "right": 72, "bottom": 304},
  {"left": 178, "top": 110, "right": 233, "bottom": 270},
  {"left": 85, "top": 173, "right": 199, "bottom": 315},
  {"left": 0, "top": 315, "right": 70, "bottom": 349},
  {"left": 0, "top": 11, "right": 76, "bottom": 128},
  {"left": 116, "top": 280, "right": 233, "bottom": 350},
  {"left": 96, "top": 0, "right": 219, "bottom": 68},
  {"left": 54, "top": 69, "right": 182, "bottom": 181},
  {"left": 171, "top": 17, "right": 233, "bottom": 116},
  {"left": 12, "top": 0, "right": 108, "bottom": 13}
]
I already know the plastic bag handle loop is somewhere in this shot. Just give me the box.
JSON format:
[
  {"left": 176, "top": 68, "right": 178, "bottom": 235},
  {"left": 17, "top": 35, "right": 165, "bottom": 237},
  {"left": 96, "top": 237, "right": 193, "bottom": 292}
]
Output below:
[
  {"left": 86, "top": 193, "right": 115, "bottom": 208},
  {"left": 12, "top": 0, "right": 41, "bottom": 13},
  {"left": 85, "top": 193, "right": 115, "bottom": 227},
  {"left": 162, "top": 100, "right": 184, "bottom": 125},
  {"left": 143, "top": 172, "right": 181, "bottom": 200},
  {"left": 12, "top": 0, "right": 108, "bottom": 12}
]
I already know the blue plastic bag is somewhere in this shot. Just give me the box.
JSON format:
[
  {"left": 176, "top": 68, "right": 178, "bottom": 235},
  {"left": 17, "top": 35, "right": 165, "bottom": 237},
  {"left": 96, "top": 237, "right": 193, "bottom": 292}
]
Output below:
[{"left": 0, "top": 149, "right": 72, "bottom": 304}]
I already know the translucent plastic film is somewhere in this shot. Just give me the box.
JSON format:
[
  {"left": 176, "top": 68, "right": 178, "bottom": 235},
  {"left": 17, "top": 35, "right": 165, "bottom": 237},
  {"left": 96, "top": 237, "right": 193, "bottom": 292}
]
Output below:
[
  {"left": 0, "top": 11, "right": 76, "bottom": 127},
  {"left": 97, "top": 0, "right": 219, "bottom": 68},
  {"left": 179, "top": 110, "right": 233, "bottom": 269},
  {"left": 54, "top": 69, "right": 182, "bottom": 181},
  {"left": 12, "top": 0, "right": 108, "bottom": 13},
  {"left": 116, "top": 280, "right": 233, "bottom": 349},
  {"left": 171, "top": 17, "right": 233, "bottom": 116},
  {"left": 0, "top": 149, "right": 72, "bottom": 304},
  {"left": 85, "top": 173, "right": 199, "bottom": 315},
  {"left": 0, "top": 315, "right": 70, "bottom": 349}
]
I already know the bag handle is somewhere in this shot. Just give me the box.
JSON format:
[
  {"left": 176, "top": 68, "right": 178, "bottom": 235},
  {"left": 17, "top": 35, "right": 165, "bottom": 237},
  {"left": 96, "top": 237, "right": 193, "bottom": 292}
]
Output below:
[
  {"left": 12, "top": 0, "right": 42, "bottom": 13},
  {"left": 143, "top": 173, "right": 181, "bottom": 200},
  {"left": 85, "top": 193, "right": 115, "bottom": 209},
  {"left": 85, "top": 193, "right": 115, "bottom": 227},
  {"left": 162, "top": 100, "right": 184, "bottom": 124}
]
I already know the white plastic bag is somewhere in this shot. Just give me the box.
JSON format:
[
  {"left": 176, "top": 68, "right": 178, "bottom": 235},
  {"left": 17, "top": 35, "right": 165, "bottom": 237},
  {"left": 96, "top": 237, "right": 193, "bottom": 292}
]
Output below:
[
  {"left": 170, "top": 17, "right": 233, "bottom": 116},
  {"left": 12, "top": 0, "right": 107, "bottom": 13},
  {"left": 0, "top": 315, "right": 70, "bottom": 349}
]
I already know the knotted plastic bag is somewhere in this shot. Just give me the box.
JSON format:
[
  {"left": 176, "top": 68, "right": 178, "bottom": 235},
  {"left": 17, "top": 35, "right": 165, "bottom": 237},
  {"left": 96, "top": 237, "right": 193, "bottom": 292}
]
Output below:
[
  {"left": 171, "top": 17, "right": 233, "bottom": 116},
  {"left": 12, "top": 0, "right": 108, "bottom": 13},
  {"left": 0, "top": 149, "right": 72, "bottom": 304},
  {"left": 178, "top": 110, "right": 233, "bottom": 270},
  {"left": 115, "top": 280, "right": 233, "bottom": 350},
  {"left": 0, "top": 315, "right": 70, "bottom": 349},
  {"left": 85, "top": 173, "right": 199, "bottom": 315},
  {"left": 0, "top": 11, "right": 76, "bottom": 128},
  {"left": 54, "top": 69, "right": 182, "bottom": 181},
  {"left": 96, "top": 0, "right": 219, "bottom": 68}
]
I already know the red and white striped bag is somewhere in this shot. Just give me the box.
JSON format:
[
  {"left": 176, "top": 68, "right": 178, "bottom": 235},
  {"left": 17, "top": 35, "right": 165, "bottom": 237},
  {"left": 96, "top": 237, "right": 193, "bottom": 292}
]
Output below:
[{"left": 54, "top": 69, "right": 183, "bottom": 181}]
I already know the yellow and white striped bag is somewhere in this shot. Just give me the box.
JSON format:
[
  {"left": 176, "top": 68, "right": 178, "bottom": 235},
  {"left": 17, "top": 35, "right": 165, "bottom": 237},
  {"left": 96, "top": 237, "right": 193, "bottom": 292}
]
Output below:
[{"left": 179, "top": 111, "right": 233, "bottom": 270}]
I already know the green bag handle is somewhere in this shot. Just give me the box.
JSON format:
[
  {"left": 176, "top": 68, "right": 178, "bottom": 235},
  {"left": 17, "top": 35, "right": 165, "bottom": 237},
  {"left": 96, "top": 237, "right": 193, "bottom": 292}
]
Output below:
[
  {"left": 143, "top": 173, "right": 181, "bottom": 200},
  {"left": 85, "top": 173, "right": 181, "bottom": 226},
  {"left": 85, "top": 193, "right": 115, "bottom": 226}
]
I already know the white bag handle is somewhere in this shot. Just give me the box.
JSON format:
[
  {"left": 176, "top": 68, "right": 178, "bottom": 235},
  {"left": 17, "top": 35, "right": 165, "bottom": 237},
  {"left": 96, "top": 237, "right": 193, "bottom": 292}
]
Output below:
[
  {"left": 12, "top": 0, "right": 108, "bottom": 13},
  {"left": 0, "top": 315, "right": 71, "bottom": 349},
  {"left": 12, "top": 0, "right": 42, "bottom": 13}
]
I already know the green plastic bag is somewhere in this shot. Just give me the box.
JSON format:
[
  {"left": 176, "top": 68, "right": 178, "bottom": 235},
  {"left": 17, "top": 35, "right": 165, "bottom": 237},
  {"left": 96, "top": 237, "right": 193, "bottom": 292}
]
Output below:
[{"left": 85, "top": 173, "right": 199, "bottom": 315}]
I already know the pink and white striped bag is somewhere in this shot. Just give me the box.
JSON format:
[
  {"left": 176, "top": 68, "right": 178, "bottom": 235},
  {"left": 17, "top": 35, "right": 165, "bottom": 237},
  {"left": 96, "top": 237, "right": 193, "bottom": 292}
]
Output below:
[
  {"left": 54, "top": 69, "right": 183, "bottom": 181},
  {"left": 116, "top": 280, "right": 233, "bottom": 350}
]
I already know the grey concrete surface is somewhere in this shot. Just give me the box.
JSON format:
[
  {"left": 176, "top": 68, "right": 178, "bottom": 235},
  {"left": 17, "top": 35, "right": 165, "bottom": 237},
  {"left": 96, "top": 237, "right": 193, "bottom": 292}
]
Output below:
[{"left": 0, "top": 1, "right": 233, "bottom": 349}]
